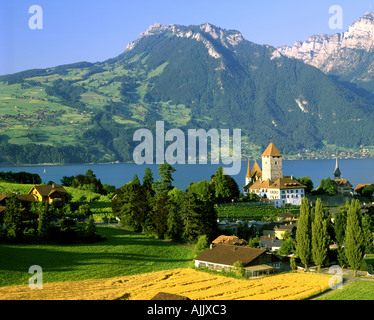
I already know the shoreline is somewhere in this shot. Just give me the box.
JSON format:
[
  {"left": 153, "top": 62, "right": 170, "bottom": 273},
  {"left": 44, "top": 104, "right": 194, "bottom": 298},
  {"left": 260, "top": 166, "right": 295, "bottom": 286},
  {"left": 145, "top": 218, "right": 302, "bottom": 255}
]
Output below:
[{"left": 0, "top": 156, "right": 373, "bottom": 167}]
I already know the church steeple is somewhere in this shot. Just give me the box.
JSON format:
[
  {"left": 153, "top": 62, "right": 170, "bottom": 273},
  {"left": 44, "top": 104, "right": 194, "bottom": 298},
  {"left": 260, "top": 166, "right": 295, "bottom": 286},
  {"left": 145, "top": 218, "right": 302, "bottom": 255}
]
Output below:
[
  {"left": 245, "top": 159, "right": 251, "bottom": 178},
  {"left": 334, "top": 157, "right": 341, "bottom": 179}
]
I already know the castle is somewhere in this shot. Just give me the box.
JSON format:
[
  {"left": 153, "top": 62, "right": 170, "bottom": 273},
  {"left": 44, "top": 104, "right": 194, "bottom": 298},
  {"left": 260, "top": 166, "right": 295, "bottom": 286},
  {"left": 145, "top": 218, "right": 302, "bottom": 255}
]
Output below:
[{"left": 244, "top": 143, "right": 306, "bottom": 207}]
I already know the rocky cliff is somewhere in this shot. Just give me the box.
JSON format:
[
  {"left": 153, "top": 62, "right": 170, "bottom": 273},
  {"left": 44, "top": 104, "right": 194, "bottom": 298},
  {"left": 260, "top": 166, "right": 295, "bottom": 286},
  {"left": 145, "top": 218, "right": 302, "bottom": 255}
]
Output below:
[{"left": 274, "top": 12, "right": 374, "bottom": 74}]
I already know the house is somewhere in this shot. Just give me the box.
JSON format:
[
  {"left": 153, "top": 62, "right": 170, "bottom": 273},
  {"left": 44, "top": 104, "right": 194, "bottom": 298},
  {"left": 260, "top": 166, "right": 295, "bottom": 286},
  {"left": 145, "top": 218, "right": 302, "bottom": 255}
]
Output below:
[
  {"left": 0, "top": 193, "right": 36, "bottom": 206},
  {"left": 28, "top": 184, "right": 68, "bottom": 204},
  {"left": 261, "top": 220, "right": 297, "bottom": 239},
  {"left": 243, "top": 143, "right": 306, "bottom": 207},
  {"left": 194, "top": 244, "right": 281, "bottom": 277},
  {"left": 260, "top": 238, "right": 283, "bottom": 252},
  {"left": 212, "top": 235, "right": 248, "bottom": 246},
  {"left": 355, "top": 184, "right": 374, "bottom": 195},
  {"left": 276, "top": 212, "right": 297, "bottom": 221}
]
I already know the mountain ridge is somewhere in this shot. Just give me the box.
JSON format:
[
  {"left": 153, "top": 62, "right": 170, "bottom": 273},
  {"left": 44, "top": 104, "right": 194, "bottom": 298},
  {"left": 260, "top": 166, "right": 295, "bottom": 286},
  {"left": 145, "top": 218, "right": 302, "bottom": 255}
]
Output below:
[{"left": 0, "top": 20, "right": 373, "bottom": 165}]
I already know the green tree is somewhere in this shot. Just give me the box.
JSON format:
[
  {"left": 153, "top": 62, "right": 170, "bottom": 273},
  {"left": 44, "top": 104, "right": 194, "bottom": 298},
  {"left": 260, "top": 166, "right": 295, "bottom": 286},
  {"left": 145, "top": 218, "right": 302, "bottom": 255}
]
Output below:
[
  {"left": 297, "top": 176, "right": 314, "bottom": 193},
  {"left": 132, "top": 174, "right": 141, "bottom": 185},
  {"left": 322, "top": 178, "right": 337, "bottom": 196},
  {"left": 142, "top": 167, "right": 154, "bottom": 192},
  {"left": 311, "top": 199, "right": 329, "bottom": 271},
  {"left": 184, "top": 191, "right": 205, "bottom": 242},
  {"left": 233, "top": 261, "right": 246, "bottom": 278},
  {"left": 85, "top": 215, "right": 97, "bottom": 239},
  {"left": 290, "top": 256, "right": 296, "bottom": 272},
  {"left": 193, "top": 234, "right": 209, "bottom": 257},
  {"left": 166, "top": 188, "right": 185, "bottom": 241},
  {"left": 296, "top": 197, "right": 311, "bottom": 270},
  {"left": 344, "top": 199, "right": 364, "bottom": 276},
  {"left": 361, "top": 185, "right": 374, "bottom": 199},
  {"left": 153, "top": 164, "right": 176, "bottom": 194},
  {"left": 279, "top": 231, "right": 296, "bottom": 255},
  {"left": 334, "top": 204, "right": 348, "bottom": 247},
  {"left": 3, "top": 195, "right": 23, "bottom": 241},
  {"left": 60, "top": 175, "right": 75, "bottom": 186},
  {"left": 362, "top": 214, "right": 373, "bottom": 254},
  {"left": 213, "top": 167, "right": 231, "bottom": 203},
  {"left": 152, "top": 192, "right": 170, "bottom": 238},
  {"left": 117, "top": 180, "right": 149, "bottom": 231},
  {"left": 37, "top": 202, "right": 52, "bottom": 240}
]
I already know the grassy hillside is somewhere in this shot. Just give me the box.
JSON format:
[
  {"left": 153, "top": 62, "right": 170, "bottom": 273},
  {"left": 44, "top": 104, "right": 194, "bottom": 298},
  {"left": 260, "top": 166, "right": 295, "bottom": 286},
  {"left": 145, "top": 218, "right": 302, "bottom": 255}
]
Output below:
[
  {"left": 0, "top": 225, "right": 194, "bottom": 287},
  {"left": 0, "top": 181, "right": 112, "bottom": 221}
]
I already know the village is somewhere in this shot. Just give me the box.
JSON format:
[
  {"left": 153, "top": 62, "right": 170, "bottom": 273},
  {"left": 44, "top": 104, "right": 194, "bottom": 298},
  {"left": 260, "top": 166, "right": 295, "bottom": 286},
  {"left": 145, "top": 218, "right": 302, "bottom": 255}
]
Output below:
[{"left": 0, "top": 142, "right": 373, "bottom": 287}]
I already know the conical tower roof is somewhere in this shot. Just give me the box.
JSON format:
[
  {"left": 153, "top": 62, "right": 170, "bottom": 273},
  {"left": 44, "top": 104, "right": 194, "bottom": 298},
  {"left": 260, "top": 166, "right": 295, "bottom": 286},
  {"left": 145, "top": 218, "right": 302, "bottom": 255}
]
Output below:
[
  {"left": 261, "top": 143, "right": 282, "bottom": 157},
  {"left": 251, "top": 160, "right": 262, "bottom": 179},
  {"left": 334, "top": 158, "right": 341, "bottom": 178},
  {"left": 245, "top": 159, "right": 251, "bottom": 178}
]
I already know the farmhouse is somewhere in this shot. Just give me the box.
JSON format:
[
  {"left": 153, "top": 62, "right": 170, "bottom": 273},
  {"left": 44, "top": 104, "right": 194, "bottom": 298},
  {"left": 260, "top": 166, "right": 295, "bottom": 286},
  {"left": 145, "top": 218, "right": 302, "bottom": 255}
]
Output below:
[
  {"left": 243, "top": 143, "right": 306, "bottom": 207},
  {"left": 212, "top": 235, "right": 248, "bottom": 246},
  {"left": 194, "top": 244, "right": 281, "bottom": 277},
  {"left": 28, "top": 184, "right": 68, "bottom": 204},
  {"left": 259, "top": 238, "right": 283, "bottom": 252},
  {"left": 262, "top": 220, "right": 297, "bottom": 239}
]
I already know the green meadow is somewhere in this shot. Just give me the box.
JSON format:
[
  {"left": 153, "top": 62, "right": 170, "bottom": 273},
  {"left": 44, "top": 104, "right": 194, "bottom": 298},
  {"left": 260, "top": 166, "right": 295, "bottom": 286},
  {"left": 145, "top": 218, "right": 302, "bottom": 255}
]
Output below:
[
  {"left": 317, "top": 280, "right": 374, "bottom": 300},
  {"left": 0, "top": 225, "right": 194, "bottom": 287}
]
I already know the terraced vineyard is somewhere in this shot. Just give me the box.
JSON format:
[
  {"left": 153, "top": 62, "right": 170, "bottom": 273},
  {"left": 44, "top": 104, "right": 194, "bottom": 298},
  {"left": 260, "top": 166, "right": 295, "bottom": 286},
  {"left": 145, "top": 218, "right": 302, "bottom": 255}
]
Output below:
[{"left": 216, "top": 204, "right": 300, "bottom": 221}]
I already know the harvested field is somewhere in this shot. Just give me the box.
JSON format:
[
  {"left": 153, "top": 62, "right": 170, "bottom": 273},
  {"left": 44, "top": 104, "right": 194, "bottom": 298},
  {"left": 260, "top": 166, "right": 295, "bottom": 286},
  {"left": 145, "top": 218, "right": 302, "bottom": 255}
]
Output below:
[{"left": 0, "top": 268, "right": 331, "bottom": 300}]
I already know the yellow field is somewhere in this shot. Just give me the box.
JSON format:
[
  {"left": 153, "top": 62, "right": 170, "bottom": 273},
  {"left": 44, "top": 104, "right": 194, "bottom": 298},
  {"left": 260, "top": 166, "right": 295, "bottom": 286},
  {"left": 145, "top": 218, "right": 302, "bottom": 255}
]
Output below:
[{"left": 0, "top": 269, "right": 331, "bottom": 300}]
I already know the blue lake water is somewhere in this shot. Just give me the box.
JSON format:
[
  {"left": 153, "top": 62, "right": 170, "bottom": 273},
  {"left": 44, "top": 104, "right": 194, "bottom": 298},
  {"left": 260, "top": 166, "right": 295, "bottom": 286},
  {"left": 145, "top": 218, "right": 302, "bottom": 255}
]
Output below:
[{"left": 0, "top": 158, "right": 373, "bottom": 191}]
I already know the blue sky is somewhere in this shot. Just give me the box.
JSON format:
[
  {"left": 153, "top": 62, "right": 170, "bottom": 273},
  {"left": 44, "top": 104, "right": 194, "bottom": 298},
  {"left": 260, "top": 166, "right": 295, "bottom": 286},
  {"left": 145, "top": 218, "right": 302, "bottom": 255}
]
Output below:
[{"left": 0, "top": 0, "right": 372, "bottom": 75}]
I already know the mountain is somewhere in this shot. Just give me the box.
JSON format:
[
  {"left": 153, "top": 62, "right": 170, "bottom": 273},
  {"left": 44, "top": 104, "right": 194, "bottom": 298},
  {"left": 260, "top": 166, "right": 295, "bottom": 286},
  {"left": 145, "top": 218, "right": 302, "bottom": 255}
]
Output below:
[
  {"left": 275, "top": 11, "right": 374, "bottom": 102},
  {"left": 0, "top": 22, "right": 373, "bottom": 165}
]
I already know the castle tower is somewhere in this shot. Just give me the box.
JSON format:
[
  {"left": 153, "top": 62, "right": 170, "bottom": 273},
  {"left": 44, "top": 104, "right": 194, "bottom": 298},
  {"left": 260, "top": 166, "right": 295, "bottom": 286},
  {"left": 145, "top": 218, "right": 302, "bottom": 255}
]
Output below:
[
  {"left": 245, "top": 159, "right": 251, "bottom": 186},
  {"left": 261, "top": 143, "right": 283, "bottom": 183}
]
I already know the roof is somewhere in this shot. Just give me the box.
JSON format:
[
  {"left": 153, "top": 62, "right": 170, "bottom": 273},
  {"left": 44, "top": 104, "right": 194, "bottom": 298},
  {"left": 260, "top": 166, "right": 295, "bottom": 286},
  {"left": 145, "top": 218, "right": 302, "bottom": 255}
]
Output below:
[
  {"left": 251, "top": 160, "right": 262, "bottom": 178},
  {"left": 151, "top": 292, "right": 190, "bottom": 300},
  {"left": 29, "top": 184, "right": 67, "bottom": 197},
  {"left": 16, "top": 194, "right": 36, "bottom": 202},
  {"left": 248, "top": 179, "right": 272, "bottom": 190},
  {"left": 334, "top": 179, "right": 352, "bottom": 186},
  {"left": 277, "top": 212, "right": 296, "bottom": 219},
  {"left": 334, "top": 158, "right": 341, "bottom": 178},
  {"left": 260, "top": 239, "right": 283, "bottom": 247},
  {"left": 195, "top": 244, "right": 266, "bottom": 267},
  {"left": 245, "top": 264, "right": 275, "bottom": 272},
  {"left": 269, "top": 177, "right": 306, "bottom": 190},
  {"left": 245, "top": 160, "right": 251, "bottom": 178},
  {"left": 0, "top": 206, "right": 5, "bottom": 213},
  {"left": 212, "top": 235, "right": 239, "bottom": 244},
  {"left": 0, "top": 193, "right": 36, "bottom": 203},
  {"left": 355, "top": 184, "right": 373, "bottom": 192},
  {"left": 261, "top": 143, "right": 282, "bottom": 157}
]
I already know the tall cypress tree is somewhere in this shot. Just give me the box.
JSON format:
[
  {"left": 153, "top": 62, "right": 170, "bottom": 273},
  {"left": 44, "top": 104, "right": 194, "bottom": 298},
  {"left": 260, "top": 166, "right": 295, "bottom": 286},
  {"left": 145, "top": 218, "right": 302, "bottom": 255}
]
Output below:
[
  {"left": 296, "top": 197, "right": 311, "bottom": 270},
  {"left": 345, "top": 199, "right": 364, "bottom": 276},
  {"left": 312, "top": 198, "right": 329, "bottom": 271}
]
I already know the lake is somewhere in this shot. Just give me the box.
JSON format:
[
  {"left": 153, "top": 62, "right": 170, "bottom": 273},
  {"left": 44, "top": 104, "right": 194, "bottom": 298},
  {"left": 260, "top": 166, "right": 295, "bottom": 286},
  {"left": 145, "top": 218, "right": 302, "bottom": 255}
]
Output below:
[{"left": 0, "top": 158, "right": 373, "bottom": 191}]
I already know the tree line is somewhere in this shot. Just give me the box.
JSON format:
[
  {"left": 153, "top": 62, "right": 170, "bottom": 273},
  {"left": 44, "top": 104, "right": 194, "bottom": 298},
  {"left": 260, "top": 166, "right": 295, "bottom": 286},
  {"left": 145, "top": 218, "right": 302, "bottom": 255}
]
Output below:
[
  {"left": 112, "top": 165, "right": 240, "bottom": 243},
  {"left": 295, "top": 197, "right": 373, "bottom": 276}
]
